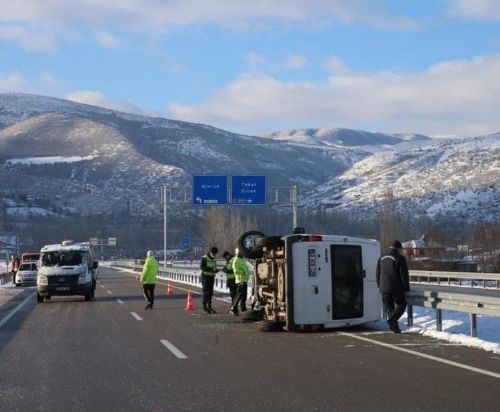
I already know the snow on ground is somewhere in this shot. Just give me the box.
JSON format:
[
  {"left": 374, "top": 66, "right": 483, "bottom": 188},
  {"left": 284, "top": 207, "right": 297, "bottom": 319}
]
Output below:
[
  {"left": 7, "top": 206, "right": 57, "bottom": 217},
  {"left": 7, "top": 155, "right": 96, "bottom": 165},
  {"left": 369, "top": 307, "right": 500, "bottom": 354}
]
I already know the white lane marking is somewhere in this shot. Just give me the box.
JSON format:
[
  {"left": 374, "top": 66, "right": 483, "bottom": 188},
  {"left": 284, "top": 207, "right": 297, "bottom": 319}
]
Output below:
[
  {"left": 116, "top": 299, "right": 124, "bottom": 304},
  {"left": 160, "top": 339, "right": 188, "bottom": 359},
  {"left": 339, "top": 332, "right": 500, "bottom": 380},
  {"left": 0, "top": 293, "right": 34, "bottom": 329},
  {"left": 106, "top": 290, "right": 112, "bottom": 295},
  {"left": 130, "top": 312, "right": 143, "bottom": 321},
  {"left": 100, "top": 285, "right": 105, "bottom": 288}
]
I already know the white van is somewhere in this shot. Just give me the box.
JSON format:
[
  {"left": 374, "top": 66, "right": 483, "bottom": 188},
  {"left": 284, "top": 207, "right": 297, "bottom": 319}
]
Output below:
[
  {"left": 238, "top": 231, "right": 382, "bottom": 331},
  {"left": 37, "top": 240, "right": 98, "bottom": 303}
]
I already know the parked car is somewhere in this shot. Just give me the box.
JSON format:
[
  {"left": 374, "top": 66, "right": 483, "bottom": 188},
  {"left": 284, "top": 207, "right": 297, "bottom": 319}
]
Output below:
[{"left": 15, "top": 262, "right": 38, "bottom": 287}]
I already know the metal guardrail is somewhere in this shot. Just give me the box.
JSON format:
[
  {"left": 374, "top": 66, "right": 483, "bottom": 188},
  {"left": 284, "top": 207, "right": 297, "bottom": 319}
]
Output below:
[
  {"left": 0, "top": 270, "right": 12, "bottom": 285},
  {"left": 407, "top": 289, "right": 500, "bottom": 337},
  {"left": 113, "top": 262, "right": 231, "bottom": 290},
  {"left": 410, "top": 270, "right": 500, "bottom": 289}
]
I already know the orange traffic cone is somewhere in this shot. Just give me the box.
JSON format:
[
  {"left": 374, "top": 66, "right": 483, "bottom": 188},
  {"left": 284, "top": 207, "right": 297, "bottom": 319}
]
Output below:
[
  {"left": 167, "top": 282, "right": 173, "bottom": 295},
  {"left": 184, "top": 291, "right": 194, "bottom": 311}
]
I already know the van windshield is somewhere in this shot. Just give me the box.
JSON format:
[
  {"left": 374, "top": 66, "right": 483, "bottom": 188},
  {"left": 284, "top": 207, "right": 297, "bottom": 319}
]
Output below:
[{"left": 41, "top": 251, "right": 85, "bottom": 267}]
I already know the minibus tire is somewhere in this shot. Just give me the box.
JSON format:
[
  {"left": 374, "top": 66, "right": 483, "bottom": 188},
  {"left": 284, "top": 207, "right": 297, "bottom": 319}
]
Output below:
[
  {"left": 242, "top": 309, "right": 264, "bottom": 322},
  {"left": 36, "top": 293, "right": 43, "bottom": 303},
  {"left": 237, "top": 231, "right": 265, "bottom": 259},
  {"left": 84, "top": 290, "right": 92, "bottom": 301},
  {"left": 259, "top": 320, "right": 285, "bottom": 332}
]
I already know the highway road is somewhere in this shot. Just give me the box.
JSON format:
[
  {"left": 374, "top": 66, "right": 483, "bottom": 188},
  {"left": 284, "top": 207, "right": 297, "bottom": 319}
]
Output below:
[{"left": 1, "top": 267, "right": 500, "bottom": 411}]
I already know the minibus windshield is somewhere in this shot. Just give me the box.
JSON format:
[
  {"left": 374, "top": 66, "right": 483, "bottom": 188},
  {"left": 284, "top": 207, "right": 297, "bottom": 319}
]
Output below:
[{"left": 41, "top": 251, "right": 85, "bottom": 267}]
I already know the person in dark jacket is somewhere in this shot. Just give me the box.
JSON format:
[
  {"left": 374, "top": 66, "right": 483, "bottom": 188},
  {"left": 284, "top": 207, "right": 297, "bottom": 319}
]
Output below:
[
  {"left": 376, "top": 240, "right": 410, "bottom": 334},
  {"left": 200, "top": 247, "right": 219, "bottom": 314}
]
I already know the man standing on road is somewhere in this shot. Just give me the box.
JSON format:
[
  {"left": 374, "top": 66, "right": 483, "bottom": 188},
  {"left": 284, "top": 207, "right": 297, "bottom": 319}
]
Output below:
[
  {"left": 200, "top": 247, "right": 219, "bottom": 314},
  {"left": 137, "top": 250, "right": 158, "bottom": 310},
  {"left": 222, "top": 251, "right": 236, "bottom": 312},
  {"left": 230, "top": 248, "right": 249, "bottom": 315},
  {"left": 376, "top": 240, "right": 410, "bottom": 334}
]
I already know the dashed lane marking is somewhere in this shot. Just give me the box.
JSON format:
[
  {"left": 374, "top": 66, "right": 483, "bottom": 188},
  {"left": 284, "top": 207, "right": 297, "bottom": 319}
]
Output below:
[
  {"left": 0, "top": 293, "right": 34, "bottom": 329},
  {"left": 116, "top": 299, "right": 124, "bottom": 304},
  {"left": 160, "top": 339, "right": 188, "bottom": 359},
  {"left": 130, "top": 312, "right": 143, "bottom": 321},
  {"left": 100, "top": 285, "right": 105, "bottom": 288},
  {"left": 106, "top": 290, "right": 112, "bottom": 295},
  {"left": 340, "top": 332, "right": 500, "bottom": 380}
]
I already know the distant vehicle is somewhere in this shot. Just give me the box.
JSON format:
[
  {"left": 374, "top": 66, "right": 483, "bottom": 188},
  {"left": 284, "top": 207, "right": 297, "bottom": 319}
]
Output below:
[
  {"left": 21, "top": 252, "right": 40, "bottom": 263},
  {"left": 36, "top": 240, "right": 98, "bottom": 303},
  {"left": 15, "top": 262, "right": 38, "bottom": 287},
  {"left": 238, "top": 230, "right": 381, "bottom": 331}
]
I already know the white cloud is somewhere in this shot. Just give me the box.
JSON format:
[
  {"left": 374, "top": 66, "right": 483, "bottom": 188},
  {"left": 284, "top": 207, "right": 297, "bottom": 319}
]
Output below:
[
  {"left": 0, "top": 25, "right": 54, "bottom": 51},
  {"left": 284, "top": 54, "right": 308, "bottom": 70},
  {"left": 95, "top": 31, "right": 119, "bottom": 49},
  {"left": 0, "top": 73, "right": 26, "bottom": 91},
  {"left": 448, "top": 0, "right": 500, "bottom": 20},
  {"left": 0, "top": 1, "right": 418, "bottom": 33},
  {"left": 324, "top": 56, "right": 348, "bottom": 73},
  {"left": 167, "top": 54, "right": 500, "bottom": 136},
  {"left": 243, "top": 52, "right": 269, "bottom": 70},
  {"left": 66, "top": 90, "right": 146, "bottom": 115}
]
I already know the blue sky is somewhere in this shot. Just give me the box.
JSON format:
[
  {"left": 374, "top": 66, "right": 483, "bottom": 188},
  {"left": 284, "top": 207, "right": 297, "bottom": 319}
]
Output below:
[{"left": 1, "top": 0, "right": 500, "bottom": 136}]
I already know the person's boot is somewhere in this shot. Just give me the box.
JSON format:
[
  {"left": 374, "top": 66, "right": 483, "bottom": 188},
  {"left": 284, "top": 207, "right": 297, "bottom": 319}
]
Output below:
[
  {"left": 208, "top": 304, "right": 216, "bottom": 314},
  {"left": 203, "top": 302, "right": 211, "bottom": 314},
  {"left": 144, "top": 302, "right": 152, "bottom": 310}
]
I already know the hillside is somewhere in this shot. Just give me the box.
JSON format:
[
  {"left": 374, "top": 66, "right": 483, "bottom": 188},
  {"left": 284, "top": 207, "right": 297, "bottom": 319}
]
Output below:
[
  {"left": 304, "top": 135, "right": 500, "bottom": 222},
  {"left": 0, "top": 93, "right": 365, "bottom": 216},
  {"left": 0, "top": 93, "right": 498, "bottom": 223}
]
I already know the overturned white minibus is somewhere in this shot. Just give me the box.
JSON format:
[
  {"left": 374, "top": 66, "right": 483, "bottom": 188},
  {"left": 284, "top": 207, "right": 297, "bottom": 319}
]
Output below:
[{"left": 238, "top": 231, "right": 382, "bottom": 331}]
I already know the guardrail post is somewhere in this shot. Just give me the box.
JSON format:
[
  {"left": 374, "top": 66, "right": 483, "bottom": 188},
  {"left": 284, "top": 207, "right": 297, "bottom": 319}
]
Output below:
[
  {"left": 436, "top": 309, "right": 442, "bottom": 331},
  {"left": 407, "top": 305, "right": 413, "bottom": 327},
  {"left": 470, "top": 314, "right": 477, "bottom": 337}
]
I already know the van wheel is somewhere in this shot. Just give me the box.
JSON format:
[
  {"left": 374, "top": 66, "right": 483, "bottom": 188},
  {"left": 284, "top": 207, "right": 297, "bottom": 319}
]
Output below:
[
  {"left": 36, "top": 293, "right": 43, "bottom": 303},
  {"left": 238, "top": 231, "right": 265, "bottom": 259},
  {"left": 259, "top": 320, "right": 285, "bottom": 332},
  {"left": 242, "top": 309, "right": 264, "bottom": 322}
]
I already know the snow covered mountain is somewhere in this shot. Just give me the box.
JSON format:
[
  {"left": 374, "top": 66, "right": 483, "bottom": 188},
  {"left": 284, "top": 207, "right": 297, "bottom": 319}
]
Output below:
[
  {"left": 304, "top": 135, "right": 500, "bottom": 222},
  {"left": 265, "top": 127, "right": 429, "bottom": 148},
  {"left": 0, "top": 93, "right": 498, "bottom": 222},
  {"left": 0, "top": 93, "right": 364, "bottom": 216}
]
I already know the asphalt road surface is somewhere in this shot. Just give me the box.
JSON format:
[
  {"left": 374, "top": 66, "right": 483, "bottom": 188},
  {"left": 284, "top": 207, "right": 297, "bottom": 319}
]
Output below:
[{"left": 1, "top": 267, "right": 500, "bottom": 411}]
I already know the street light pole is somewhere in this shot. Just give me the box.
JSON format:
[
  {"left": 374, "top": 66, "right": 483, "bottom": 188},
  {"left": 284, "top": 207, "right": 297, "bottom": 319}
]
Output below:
[
  {"left": 163, "top": 185, "right": 168, "bottom": 269},
  {"left": 291, "top": 184, "right": 298, "bottom": 230}
]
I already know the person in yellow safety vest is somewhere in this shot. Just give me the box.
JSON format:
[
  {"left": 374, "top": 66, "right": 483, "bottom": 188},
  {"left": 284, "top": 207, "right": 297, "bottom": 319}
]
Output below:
[
  {"left": 230, "top": 248, "right": 249, "bottom": 315},
  {"left": 200, "top": 247, "right": 219, "bottom": 314},
  {"left": 222, "top": 251, "right": 236, "bottom": 313},
  {"left": 136, "top": 250, "right": 158, "bottom": 310}
]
